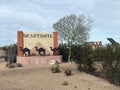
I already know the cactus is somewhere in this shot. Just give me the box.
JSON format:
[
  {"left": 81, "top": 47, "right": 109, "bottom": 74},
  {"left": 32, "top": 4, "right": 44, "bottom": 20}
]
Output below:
[
  {"left": 3, "top": 44, "right": 17, "bottom": 68},
  {"left": 4, "top": 44, "right": 17, "bottom": 63}
]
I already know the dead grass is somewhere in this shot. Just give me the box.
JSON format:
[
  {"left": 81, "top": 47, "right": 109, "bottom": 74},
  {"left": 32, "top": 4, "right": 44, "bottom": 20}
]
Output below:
[{"left": 0, "top": 62, "right": 119, "bottom": 90}]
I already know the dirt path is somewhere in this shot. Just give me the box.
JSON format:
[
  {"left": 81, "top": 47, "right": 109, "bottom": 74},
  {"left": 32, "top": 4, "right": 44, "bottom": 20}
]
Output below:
[{"left": 0, "top": 62, "right": 119, "bottom": 90}]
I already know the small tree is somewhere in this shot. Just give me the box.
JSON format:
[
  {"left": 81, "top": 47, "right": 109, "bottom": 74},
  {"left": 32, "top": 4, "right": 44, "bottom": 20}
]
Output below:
[{"left": 53, "top": 14, "right": 92, "bottom": 62}]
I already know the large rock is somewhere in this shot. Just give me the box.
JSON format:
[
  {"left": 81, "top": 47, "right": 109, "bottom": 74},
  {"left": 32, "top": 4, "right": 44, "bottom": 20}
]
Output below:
[
  {"left": 91, "top": 61, "right": 103, "bottom": 72},
  {"left": 48, "top": 59, "right": 59, "bottom": 65}
]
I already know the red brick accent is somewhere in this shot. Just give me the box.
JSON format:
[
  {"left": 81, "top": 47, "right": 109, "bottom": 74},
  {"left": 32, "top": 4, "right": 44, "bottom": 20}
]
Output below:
[
  {"left": 53, "top": 32, "right": 58, "bottom": 48},
  {"left": 17, "top": 31, "right": 23, "bottom": 56}
]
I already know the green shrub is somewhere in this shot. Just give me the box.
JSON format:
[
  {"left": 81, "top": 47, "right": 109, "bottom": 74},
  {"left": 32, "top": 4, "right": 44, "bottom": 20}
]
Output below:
[
  {"left": 105, "top": 66, "right": 120, "bottom": 86},
  {"left": 102, "top": 45, "right": 120, "bottom": 86},
  {"left": 3, "top": 44, "right": 17, "bottom": 63},
  {"left": 74, "top": 44, "right": 94, "bottom": 72},
  {"left": 59, "top": 44, "right": 68, "bottom": 62},
  {"left": 59, "top": 44, "right": 120, "bottom": 86}
]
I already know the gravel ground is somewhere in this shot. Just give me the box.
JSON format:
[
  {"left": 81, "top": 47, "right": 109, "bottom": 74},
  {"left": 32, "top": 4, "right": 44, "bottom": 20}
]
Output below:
[{"left": 0, "top": 62, "right": 120, "bottom": 90}]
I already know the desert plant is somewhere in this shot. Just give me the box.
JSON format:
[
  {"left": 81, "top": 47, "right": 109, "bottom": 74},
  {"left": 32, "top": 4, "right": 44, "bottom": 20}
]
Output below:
[
  {"left": 64, "top": 69, "right": 72, "bottom": 76},
  {"left": 50, "top": 64, "right": 60, "bottom": 73},
  {"left": 6, "top": 62, "right": 10, "bottom": 67},
  {"left": 60, "top": 43, "right": 120, "bottom": 86},
  {"left": 62, "top": 81, "right": 68, "bottom": 85},
  {"left": 92, "top": 44, "right": 120, "bottom": 86},
  {"left": 6, "top": 62, "right": 14, "bottom": 68},
  {"left": 100, "top": 45, "right": 120, "bottom": 86},
  {"left": 8, "top": 63, "right": 15, "bottom": 68},
  {"left": 74, "top": 44, "right": 94, "bottom": 72},
  {"left": 4, "top": 44, "right": 17, "bottom": 63},
  {"left": 104, "top": 64, "right": 120, "bottom": 86},
  {"left": 59, "top": 44, "right": 68, "bottom": 62},
  {"left": 6, "top": 62, "right": 23, "bottom": 68},
  {"left": 17, "top": 63, "right": 23, "bottom": 67}
]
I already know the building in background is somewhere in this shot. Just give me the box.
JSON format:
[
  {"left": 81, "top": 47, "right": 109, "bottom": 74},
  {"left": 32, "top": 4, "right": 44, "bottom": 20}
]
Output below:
[{"left": 86, "top": 41, "right": 103, "bottom": 50}]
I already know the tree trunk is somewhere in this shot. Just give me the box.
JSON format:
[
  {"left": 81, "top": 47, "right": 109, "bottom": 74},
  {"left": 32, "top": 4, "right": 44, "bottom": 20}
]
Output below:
[{"left": 68, "top": 46, "right": 71, "bottom": 62}]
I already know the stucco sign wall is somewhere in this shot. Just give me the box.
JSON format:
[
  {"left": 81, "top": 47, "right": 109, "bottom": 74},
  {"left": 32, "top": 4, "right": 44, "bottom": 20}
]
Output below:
[{"left": 17, "top": 31, "right": 58, "bottom": 56}]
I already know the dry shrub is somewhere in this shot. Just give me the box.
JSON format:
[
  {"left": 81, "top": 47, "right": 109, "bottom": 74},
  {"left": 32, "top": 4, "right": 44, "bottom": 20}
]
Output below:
[
  {"left": 50, "top": 64, "right": 60, "bottom": 73},
  {"left": 64, "top": 69, "right": 72, "bottom": 76},
  {"left": 17, "top": 63, "right": 23, "bottom": 67},
  {"left": 62, "top": 81, "right": 68, "bottom": 85}
]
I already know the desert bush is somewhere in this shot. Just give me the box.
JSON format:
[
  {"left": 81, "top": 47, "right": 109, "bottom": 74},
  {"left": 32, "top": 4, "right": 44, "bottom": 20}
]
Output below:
[
  {"left": 91, "top": 44, "right": 120, "bottom": 86},
  {"left": 73, "top": 44, "right": 94, "bottom": 72},
  {"left": 59, "top": 43, "right": 120, "bottom": 86},
  {"left": 62, "top": 81, "right": 68, "bottom": 85},
  {"left": 50, "top": 64, "right": 61, "bottom": 73},
  {"left": 17, "top": 63, "right": 23, "bottom": 67},
  {"left": 59, "top": 44, "right": 69, "bottom": 62},
  {"left": 102, "top": 45, "right": 120, "bottom": 86},
  {"left": 8, "top": 63, "right": 15, "bottom": 68},
  {"left": 6, "top": 62, "right": 10, "bottom": 67},
  {"left": 3, "top": 44, "right": 17, "bottom": 63},
  {"left": 6, "top": 62, "right": 22, "bottom": 68},
  {"left": 105, "top": 65, "right": 120, "bottom": 86},
  {"left": 64, "top": 69, "right": 72, "bottom": 76},
  {"left": 6, "top": 62, "right": 12, "bottom": 68}
]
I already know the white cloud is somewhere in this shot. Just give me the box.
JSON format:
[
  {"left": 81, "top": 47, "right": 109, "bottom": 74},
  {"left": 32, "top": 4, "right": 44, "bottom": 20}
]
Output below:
[{"left": 0, "top": 0, "right": 120, "bottom": 46}]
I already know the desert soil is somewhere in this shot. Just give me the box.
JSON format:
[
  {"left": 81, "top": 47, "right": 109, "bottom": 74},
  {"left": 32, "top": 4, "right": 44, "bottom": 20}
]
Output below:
[{"left": 0, "top": 62, "right": 120, "bottom": 90}]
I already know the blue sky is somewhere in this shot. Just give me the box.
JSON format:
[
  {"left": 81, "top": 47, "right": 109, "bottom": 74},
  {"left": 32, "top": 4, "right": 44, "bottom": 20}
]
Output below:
[{"left": 0, "top": 0, "right": 120, "bottom": 46}]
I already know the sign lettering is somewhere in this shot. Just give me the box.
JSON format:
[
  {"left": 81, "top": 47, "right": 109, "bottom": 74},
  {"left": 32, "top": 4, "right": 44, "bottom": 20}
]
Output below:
[{"left": 23, "top": 34, "right": 52, "bottom": 38}]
